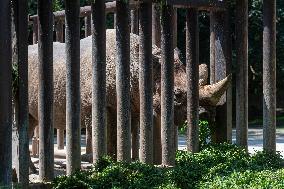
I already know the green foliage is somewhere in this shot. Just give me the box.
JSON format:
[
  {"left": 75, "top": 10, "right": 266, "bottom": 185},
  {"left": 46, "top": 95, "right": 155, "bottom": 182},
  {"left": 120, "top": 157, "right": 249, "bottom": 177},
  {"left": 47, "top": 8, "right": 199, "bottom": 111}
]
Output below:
[
  {"left": 179, "top": 120, "right": 211, "bottom": 150},
  {"left": 52, "top": 144, "right": 284, "bottom": 189}
]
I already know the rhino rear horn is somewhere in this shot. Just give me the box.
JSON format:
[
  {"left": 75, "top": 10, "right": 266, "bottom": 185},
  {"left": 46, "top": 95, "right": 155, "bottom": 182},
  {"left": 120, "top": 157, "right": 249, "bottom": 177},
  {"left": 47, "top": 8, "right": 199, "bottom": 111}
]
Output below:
[{"left": 199, "top": 74, "right": 232, "bottom": 106}]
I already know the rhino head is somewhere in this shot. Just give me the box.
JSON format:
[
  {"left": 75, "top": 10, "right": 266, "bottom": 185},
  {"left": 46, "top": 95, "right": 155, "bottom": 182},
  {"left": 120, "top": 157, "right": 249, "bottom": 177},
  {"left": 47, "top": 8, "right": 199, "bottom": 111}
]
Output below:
[{"left": 152, "top": 48, "right": 231, "bottom": 126}]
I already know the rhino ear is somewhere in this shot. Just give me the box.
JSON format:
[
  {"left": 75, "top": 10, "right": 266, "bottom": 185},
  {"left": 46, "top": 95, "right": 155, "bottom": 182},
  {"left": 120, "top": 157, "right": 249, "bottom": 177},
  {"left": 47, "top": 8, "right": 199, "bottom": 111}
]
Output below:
[{"left": 199, "top": 74, "right": 232, "bottom": 106}]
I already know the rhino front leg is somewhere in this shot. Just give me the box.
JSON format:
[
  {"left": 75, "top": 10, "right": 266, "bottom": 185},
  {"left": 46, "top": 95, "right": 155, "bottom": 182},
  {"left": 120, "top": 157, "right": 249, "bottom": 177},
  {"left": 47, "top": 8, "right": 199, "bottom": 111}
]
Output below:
[
  {"left": 153, "top": 113, "right": 162, "bottom": 164},
  {"left": 28, "top": 114, "right": 38, "bottom": 174},
  {"left": 107, "top": 107, "right": 117, "bottom": 159}
]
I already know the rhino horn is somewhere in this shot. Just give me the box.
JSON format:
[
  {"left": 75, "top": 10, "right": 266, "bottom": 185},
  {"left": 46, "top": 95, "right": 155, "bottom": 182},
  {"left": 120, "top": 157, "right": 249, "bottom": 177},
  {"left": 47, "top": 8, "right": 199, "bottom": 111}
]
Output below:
[{"left": 199, "top": 74, "right": 232, "bottom": 106}]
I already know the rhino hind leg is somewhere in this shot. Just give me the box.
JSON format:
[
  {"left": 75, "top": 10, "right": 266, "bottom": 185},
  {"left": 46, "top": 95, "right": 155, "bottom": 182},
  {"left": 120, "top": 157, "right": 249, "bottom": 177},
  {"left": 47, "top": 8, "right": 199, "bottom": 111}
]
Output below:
[
  {"left": 153, "top": 113, "right": 162, "bottom": 165},
  {"left": 28, "top": 114, "right": 38, "bottom": 174},
  {"left": 131, "top": 116, "right": 139, "bottom": 161}
]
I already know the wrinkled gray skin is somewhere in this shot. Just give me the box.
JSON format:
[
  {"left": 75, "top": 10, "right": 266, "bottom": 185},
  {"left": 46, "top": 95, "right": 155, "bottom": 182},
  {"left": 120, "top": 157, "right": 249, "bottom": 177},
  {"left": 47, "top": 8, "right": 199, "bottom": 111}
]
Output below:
[{"left": 27, "top": 30, "right": 230, "bottom": 164}]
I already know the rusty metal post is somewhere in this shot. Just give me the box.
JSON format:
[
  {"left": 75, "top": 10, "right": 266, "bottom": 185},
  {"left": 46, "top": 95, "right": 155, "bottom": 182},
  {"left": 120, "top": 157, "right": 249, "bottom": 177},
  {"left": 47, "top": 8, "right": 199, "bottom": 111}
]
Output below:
[
  {"left": 11, "top": 0, "right": 29, "bottom": 186},
  {"left": 38, "top": 0, "right": 54, "bottom": 181},
  {"left": 235, "top": 0, "right": 248, "bottom": 148},
  {"left": 0, "top": 0, "right": 12, "bottom": 186},
  {"left": 139, "top": 0, "right": 153, "bottom": 163},
  {"left": 85, "top": 15, "right": 92, "bottom": 37},
  {"left": 33, "top": 19, "right": 39, "bottom": 44},
  {"left": 131, "top": 9, "right": 139, "bottom": 34},
  {"left": 152, "top": 4, "right": 161, "bottom": 48},
  {"left": 116, "top": 0, "right": 131, "bottom": 162},
  {"left": 263, "top": 0, "right": 276, "bottom": 152},
  {"left": 92, "top": 0, "right": 107, "bottom": 163},
  {"left": 161, "top": 5, "right": 175, "bottom": 166},
  {"left": 186, "top": 8, "right": 199, "bottom": 153},
  {"left": 55, "top": 19, "right": 64, "bottom": 43},
  {"left": 65, "top": 0, "right": 81, "bottom": 175}
]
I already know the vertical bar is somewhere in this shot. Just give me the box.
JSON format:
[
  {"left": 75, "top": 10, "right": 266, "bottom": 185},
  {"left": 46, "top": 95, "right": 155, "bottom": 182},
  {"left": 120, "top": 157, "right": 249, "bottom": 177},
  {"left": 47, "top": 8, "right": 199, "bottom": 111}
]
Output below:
[
  {"left": 263, "top": 0, "right": 276, "bottom": 152},
  {"left": 116, "top": 0, "right": 131, "bottom": 162},
  {"left": 161, "top": 5, "right": 175, "bottom": 166},
  {"left": 186, "top": 8, "right": 199, "bottom": 153},
  {"left": 65, "top": 0, "right": 81, "bottom": 175},
  {"left": 38, "top": 0, "right": 54, "bottom": 181},
  {"left": 11, "top": 0, "right": 29, "bottom": 186},
  {"left": 92, "top": 0, "right": 107, "bottom": 163},
  {"left": 152, "top": 4, "right": 161, "bottom": 48},
  {"left": 226, "top": 10, "right": 233, "bottom": 143},
  {"left": 85, "top": 15, "right": 92, "bottom": 37},
  {"left": 210, "top": 11, "right": 229, "bottom": 143},
  {"left": 55, "top": 19, "right": 64, "bottom": 43},
  {"left": 0, "top": 0, "right": 12, "bottom": 186},
  {"left": 173, "top": 8, "right": 177, "bottom": 48},
  {"left": 131, "top": 9, "right": 139, "bottom": 34},
  {"left": 236, "top": 0, "right": 248, "bottom": 147},
  {"left": 33, "top": 19, "right": 39, "bottom": 44},
  {"left": 210, "top": 11, "right": 215, "bottom": 84},
  {"left": 139, "top": 0, "right": 153, "bottom": 164}
]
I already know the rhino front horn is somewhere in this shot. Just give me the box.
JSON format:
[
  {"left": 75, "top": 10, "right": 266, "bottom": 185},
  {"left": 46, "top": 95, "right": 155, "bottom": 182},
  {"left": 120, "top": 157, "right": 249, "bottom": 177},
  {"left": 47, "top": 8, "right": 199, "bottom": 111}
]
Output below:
[{"left": 199, "top": 74, "right": 232, "bottom": 106}]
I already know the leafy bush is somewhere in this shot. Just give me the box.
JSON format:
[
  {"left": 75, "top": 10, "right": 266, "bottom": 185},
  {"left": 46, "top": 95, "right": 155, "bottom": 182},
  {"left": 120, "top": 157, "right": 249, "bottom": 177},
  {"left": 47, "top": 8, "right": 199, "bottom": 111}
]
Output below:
[
  {"left": 179, "top": 120, "right": 211, "bottom": 150},
  {"left": 53, "top": 144, "right": 284, "bottom": 189}
]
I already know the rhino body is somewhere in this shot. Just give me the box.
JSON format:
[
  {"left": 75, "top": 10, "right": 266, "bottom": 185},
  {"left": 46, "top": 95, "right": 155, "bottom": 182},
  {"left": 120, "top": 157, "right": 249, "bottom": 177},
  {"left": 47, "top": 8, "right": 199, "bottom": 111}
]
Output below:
[{"left": 28, "top": 29, "right": 230, "bottom": 162}]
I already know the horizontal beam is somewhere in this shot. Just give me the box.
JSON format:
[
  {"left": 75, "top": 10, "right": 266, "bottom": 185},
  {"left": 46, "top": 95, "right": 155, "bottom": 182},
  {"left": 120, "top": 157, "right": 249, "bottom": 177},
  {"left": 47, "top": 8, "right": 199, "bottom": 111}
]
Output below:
[
  {"left": 29, "top": 1, "right": 139, "bottom": 22},
  {"left": 167, "top": 0, "right": 226, "bottom": 10}
]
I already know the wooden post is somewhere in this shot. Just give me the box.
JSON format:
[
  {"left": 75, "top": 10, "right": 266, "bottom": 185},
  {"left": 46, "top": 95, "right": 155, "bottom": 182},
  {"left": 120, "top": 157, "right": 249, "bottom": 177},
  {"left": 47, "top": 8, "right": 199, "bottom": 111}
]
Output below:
[
  {"left": 235, "top": 0, "right": 248, "bottom": 147},
  {"left": 0, "top": 0, "right": 12, "bottom": 186},
  {"left": 38, "top": 0, "right": 54, "bottom": 181},
  {"left": 210, "top": 10, "right": 230, "bottom": 143},
  {"left": 227, "top": 15, "right": 233, "bottom": 143},
  {"left": 161, "top": 5, "right": 175, "bottom": 166},
  {"left": 131, "top": 9, "right": 139, "bottom": 34},
  {"left": 55, "top": 19, "right": 64, "bottom": 43},
  {"left": 116, "top": 0, "right": 131, "bottom": 162},
  {"left": 263, "top": 0, "right": 276, "bottom": 152},
  {"left": 173, "top": 8, "right": 177, "bottom": 48},
  {"left": 91, "top": 0, "right": 107, "bottom": 163},
  {"left": 65, "top": 0, "right": 81, "bottom": 175},
  {"left": 186, "top": 8, "right": 199, "bottom": 153},
  {"left": 152, "top": 4, "right": 161, "bottom": 48},
  {"left": 33, "top": 19, "right": 38, "bottom": 44},
  {"left": 139, "top": 0, "right": 153, "bottom": 164},
  {"left": 11, "top": 0, "right": 29, "bottom": 186},
  {"left": 85, "top": 15, "right": 92, "bottom": 37}
]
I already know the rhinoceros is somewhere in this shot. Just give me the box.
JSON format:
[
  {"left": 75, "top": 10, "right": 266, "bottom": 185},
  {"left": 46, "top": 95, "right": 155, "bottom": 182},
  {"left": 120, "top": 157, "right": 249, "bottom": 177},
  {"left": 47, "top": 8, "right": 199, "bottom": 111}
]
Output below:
[{"left": 27, "top": 29, "right": 230, "bottom": 165}]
